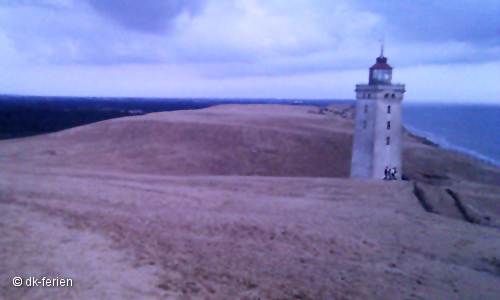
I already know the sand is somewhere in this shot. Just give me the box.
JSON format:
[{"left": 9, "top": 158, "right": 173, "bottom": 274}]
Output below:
[{"left": 1, "top": 104, "right": 499, "bottom": 300}]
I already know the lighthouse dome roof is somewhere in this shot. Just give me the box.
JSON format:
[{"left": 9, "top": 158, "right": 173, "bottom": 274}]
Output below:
[{"left": 370, "top": 56, "right": 392, "bottom": 70}]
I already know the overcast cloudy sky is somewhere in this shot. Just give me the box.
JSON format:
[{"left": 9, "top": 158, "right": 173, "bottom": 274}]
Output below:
[{"left": 0, "top": 0, "right": 498, "bottom": 103}]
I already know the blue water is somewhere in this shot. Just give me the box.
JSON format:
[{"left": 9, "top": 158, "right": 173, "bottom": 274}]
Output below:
[{"left": 403, "top": 104, "right": 500, "bottom": 167}]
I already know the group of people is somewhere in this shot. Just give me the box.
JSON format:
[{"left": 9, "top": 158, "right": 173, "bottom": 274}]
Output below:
[{"left": 384, "top": 166, "right": 397, "bottom": 180}]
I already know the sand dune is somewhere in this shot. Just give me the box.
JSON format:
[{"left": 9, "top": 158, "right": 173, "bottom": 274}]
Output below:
[
  {"left": 1, "top": 104, "right": 500, "bottom": 300},
  {"left": 0, "top": 105, "right": 354, "bottom": 178}
]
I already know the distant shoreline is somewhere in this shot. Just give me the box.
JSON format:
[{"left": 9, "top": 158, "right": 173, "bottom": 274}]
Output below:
[{"left": 405, "top": 124, "right": 500, "bottom": 168}]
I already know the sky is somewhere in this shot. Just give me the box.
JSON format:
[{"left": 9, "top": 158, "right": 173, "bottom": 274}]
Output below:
[{"left": 0, "top": 0, "right": 499, "bottom": 103}]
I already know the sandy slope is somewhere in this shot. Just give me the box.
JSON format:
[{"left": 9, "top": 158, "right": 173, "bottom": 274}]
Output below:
[
  {"left": 0, "top": 105, "right": 354, "bottom": 177},
  {"left": 1, "top": 104, "right": 500, "bottom": 300}
]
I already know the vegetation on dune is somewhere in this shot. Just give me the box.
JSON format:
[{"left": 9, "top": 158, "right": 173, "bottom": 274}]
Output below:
[{"left": 0, "top": 108, "right": 144, "bottom": 140}]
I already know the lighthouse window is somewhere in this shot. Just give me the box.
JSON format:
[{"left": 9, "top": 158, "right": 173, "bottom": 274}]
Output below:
[
  {"left": 387, "top": 121, "right": 391, "bottom": 130},
  {"left": 363, "top": 120, "right": 367, "bottom": 129},
  {"left": 386, "top": 137, "right": 390, "bottom": 145},
  {"left": 387, "top": 106, "right": 391, "bottom": 114},
  {"left": 391, "top": 94, "right": 395, "bottom": 98},
  {"left": 364, "top": 105, "right": 368, "bottom": 113},
  {"left": 362, "top": 93, "right": 366, "bottom": 99},
  {"left": 384, "top": 93, "right": 389, "bottom": 98},
  {"left": 367, "top": 94, "right": 371, "bottom": 99}
]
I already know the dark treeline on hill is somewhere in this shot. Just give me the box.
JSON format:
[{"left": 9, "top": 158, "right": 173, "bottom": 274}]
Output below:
[
  {"left": 0, "top": 95, "right": 351, "bottom": 140},
  {"left": 0, "top": 108, "right": 143, "bottom": 140}
]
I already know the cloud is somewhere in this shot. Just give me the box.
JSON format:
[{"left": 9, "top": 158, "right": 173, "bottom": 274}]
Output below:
[
  {"left": 0, "top": 0, "right": 384, "bottom": 69},
  {"left": 84, "top": 0, "right": 207, "bottom": 33},
  {"left": 0, "top": 1, "right": 172, "bottom": 65},
  {"left": 163, "top": 0, "right": 385, "bottom": 75},
  {"left": 0, "top": 0, "right": 499, "bottom": 79},
  {"left": 0, "top": 0, "right": 77, "bottom": 10},
  {"left": 0, "top": 0, "right": 498, "bottom": 102},
  {"left": 354, "top": 0, "right": 500, "bottom": 46}
]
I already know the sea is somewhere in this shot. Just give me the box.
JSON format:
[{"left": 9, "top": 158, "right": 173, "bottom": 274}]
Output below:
[
  {"left": 1, "top": 95, "right": 499, "bottom": 167},
  {"left": 403, "top": 103, "right": 500, "bottom": 167}
]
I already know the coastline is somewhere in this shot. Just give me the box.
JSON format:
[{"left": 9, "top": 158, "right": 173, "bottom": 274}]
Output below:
[{"left": 404, "top": 124, "right": 500, "bottom": 168}]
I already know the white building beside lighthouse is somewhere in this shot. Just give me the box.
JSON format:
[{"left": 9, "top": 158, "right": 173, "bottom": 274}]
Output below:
[{"left": 350, "top": 50, "right": 406, "bottom": 179}]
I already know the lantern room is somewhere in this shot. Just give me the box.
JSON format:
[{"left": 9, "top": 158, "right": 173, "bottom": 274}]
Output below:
[{"left": 369, "top": 54, "right": 393, "bottom": 85}]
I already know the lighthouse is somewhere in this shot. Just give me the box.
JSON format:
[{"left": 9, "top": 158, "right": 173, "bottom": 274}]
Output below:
[{"left": 350, "top": 48, "right": 406, "bottom": 179}]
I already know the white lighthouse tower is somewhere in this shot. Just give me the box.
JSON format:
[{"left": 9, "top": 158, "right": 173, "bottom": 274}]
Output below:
[{"left": 350, "top": 47, "right": 406, "bottom": 179}]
